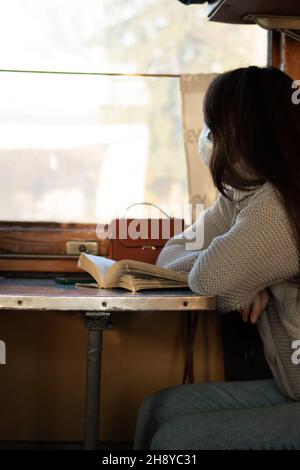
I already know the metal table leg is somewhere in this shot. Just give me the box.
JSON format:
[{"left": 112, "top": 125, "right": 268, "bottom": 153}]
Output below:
[{"left": 84, "top": 314, "right": 114, "bottom": 450}]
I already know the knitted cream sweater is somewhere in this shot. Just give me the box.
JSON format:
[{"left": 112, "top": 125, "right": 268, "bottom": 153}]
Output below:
[{"left": 156, "top": 181, "right": 300, "bottom": 400}]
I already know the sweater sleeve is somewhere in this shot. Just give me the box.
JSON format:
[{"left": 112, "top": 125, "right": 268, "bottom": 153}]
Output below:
[
  {"left": 155, "top": 192, "right": 236, "bottom": 273},
  {"left": 188, "top": 188, "right": 299, "bottom": 313}
]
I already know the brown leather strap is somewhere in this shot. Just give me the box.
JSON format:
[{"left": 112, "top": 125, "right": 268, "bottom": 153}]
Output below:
[{"left": 182, "top": 311, "right": 199, "bottom": 384}]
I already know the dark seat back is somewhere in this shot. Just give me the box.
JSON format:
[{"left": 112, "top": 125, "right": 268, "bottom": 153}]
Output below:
[{"left": 220, "top": 311, "right": 273, "bottom": 381}]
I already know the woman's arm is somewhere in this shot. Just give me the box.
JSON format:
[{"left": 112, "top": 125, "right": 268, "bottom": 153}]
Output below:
[
  {"left": 155, "top": 192, "right": 236, "bottom": 272},
  {"left": 187, "top": 187, "right": 299, "bottom": 312}
]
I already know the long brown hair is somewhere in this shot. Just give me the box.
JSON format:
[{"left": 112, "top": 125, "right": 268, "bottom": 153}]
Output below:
[{"left": 203, "top": 66, "right": 300, "bottom": 282}]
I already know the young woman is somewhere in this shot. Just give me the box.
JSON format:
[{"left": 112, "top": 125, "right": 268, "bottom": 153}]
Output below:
[{"left": 134, "top": 66, "right": 300, "bottom": 450}]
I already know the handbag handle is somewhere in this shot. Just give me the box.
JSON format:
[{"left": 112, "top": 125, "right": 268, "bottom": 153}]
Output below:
[{"left": 122, "top": 202, "right": 172, "bottom": 219}]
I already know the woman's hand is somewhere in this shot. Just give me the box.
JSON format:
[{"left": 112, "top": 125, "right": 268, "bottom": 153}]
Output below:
[{"left": 239, "top": 288, "right": 270, "bottom": 324}]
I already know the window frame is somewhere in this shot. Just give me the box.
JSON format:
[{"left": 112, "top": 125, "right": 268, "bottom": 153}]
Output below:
[{"left": 0, "top": 221, "right": 109, "bottom": 272}]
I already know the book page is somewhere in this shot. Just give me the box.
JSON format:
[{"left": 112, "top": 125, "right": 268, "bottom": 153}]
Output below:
[
  {"left": 78, "top": 253, "right": 116, "bottom": 287},
  {"left": 103, "top": 258, "right": 189, "bottom": 287},
  {"left": 118, "top": 274, "right": 188, "bottom": 292},
  {"left": 120, "top": 259, "right": 189, "bottom": 282}
]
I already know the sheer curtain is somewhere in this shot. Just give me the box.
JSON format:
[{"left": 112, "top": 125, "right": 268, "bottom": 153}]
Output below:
[{"left": 180, "top": 73, "right": 218, "bottom": 223}]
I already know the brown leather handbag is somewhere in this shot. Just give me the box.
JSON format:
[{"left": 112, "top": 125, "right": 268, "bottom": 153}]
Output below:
[{"left": 104, "top": 202, "right": 185, "bottom": 264}]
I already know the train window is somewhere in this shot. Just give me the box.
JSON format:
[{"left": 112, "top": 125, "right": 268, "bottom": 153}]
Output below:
[
  {"left": 0, "top": 73, "right": 185, "bottom": 223},
  {"left": 0, "top": 0, "right": 267, "bottom": 223}
]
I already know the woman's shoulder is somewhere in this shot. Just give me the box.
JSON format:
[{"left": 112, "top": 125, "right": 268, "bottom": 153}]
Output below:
[
  {"left": 232, "top": 181, "right": 282, "bottom": 210},
  {"left": 238, "top": 181, "right": 295, "bottom": 236},
  {"left": 217, "top": 181, "right": 288, "bottom": 226},
  {"left": 247, "top": 181, "right": 285, "bottom": 209}
]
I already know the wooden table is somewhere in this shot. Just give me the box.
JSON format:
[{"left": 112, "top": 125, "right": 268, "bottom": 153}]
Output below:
[{"left": 0, "top": 278, "right": 215, "bottom": 450}]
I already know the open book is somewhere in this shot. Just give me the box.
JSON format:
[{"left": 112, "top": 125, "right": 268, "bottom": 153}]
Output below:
[{"left": 77, "top": 253, "right": 189, "bottom": 293}]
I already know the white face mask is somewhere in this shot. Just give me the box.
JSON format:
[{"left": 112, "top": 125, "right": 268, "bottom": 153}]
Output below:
[{"left": 198, "top": 123, "right": 213, "bottom": 166}]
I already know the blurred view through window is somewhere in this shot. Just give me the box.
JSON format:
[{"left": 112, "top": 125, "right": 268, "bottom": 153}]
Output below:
[{"left": 0, "top": 0, "right": 267, "bottom": 223}]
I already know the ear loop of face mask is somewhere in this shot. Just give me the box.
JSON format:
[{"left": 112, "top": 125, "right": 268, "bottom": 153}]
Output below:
[{"left": 198, "top": 123, "right": 213, "bottom": 166}]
